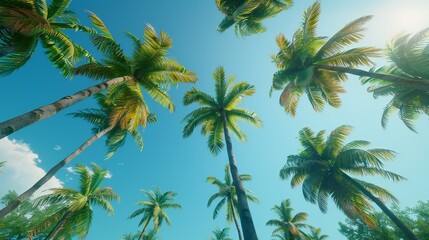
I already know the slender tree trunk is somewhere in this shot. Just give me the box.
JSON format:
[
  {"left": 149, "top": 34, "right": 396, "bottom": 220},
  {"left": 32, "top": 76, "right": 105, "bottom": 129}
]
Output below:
[
  {"left": 0, "top": 126, "right": 114, "bottom": 219},
  {"left": 230, "top": 198, "right": 244, "bottom": 240},
  {"left": 138, "top": 216, "right": 152, "bottom": 240},
  {"left": 316, "top": 64, "right": 429, "bottom": 91},
  {"left": 221, "top": 111, "right": 258, "bottom": 240},
  {"left": 0, "top": 76, "right": 130, "bottom": 139},
  {"left": 44, "top": 211, "right": 73, "bottom": 240},
  {"left": 343, "top": 173, "right": 418, "bottom": 240}
]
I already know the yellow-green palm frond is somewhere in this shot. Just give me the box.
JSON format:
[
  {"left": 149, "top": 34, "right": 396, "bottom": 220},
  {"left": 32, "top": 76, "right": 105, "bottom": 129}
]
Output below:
[
  {"left": 301, "top": 1, "right": 320, "bottom": 39},
  {"left": 208, "top": 119, "right": 225, "bottom": 155},
  {"left": 224, "top": 81, "right": 255, "bottom": 109},
  {"left": 183, "top": 88, "right": 218, "bottom": 107},
  {"left": 316, "top": 16, "right": 374, "bottom": 59}
]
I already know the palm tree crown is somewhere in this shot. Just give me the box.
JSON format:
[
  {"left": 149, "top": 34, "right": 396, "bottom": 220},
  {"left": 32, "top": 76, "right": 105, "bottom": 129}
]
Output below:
[
  {"left": 362, "top": 28, "right": 429, "bottom": 132},
  {"left": 183, "top": 66, "right": 262, "bottom": 154},
  {"left": 266, "top": 199, "right": 313, "bottom": 240},
  {"left": 215, "top": 0, "right": 293, "bottom": 36},
  {"left": 279, "top": 125, "right": 417, "bottom": 239},
  {"left": 210, "top": 227, "right": 233, "bottom": 240},
  {"left": 74, "top": 12, "right": 197, "bottom": 122},
  {"left": 33, "top": 163, "right": 119, "bottom": 239},
  {"left": 207, "top": 164, "right": 259, "bottom": 221},
  {"left": 271, "top": 1, "right": 380, "bottom": 116},
  {"left": 128, "top": 188, "right": 181, "bottom": 240},
  {"left": 70, "top": 90, "right": 157, "bottom": 159},
  {"left": 0, "top": 0, "right": 94, "bottom": 76}
]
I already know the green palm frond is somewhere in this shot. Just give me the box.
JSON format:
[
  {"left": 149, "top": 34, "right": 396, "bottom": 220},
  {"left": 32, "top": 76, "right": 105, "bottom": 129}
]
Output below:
[{"left": 281, "top": 125, "right": 404, "bottom": 229}]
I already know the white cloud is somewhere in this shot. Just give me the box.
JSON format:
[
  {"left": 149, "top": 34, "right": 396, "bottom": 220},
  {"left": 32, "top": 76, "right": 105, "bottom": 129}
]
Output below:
[
  {"left": 0, "top": 138, "right": 63, "bottom": 198},
  {"left": 105, "top": 171, "right": 113, "bottom": 179},
  {"left": 66, "top": 166, "right": 75, "bottom": 174},
  {"left": 53, "top": 145, "right": 61, "bottom": 151}
]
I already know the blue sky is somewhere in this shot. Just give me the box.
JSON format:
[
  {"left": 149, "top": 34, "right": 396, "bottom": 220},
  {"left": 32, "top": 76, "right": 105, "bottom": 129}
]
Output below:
[{"left": 1, "top": 0, "right": 429, "bottom": 239}]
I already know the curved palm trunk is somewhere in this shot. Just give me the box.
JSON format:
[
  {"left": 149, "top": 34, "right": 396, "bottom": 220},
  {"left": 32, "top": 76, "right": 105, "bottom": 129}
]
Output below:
[
  {"left": 230, "top": 198, "right": 243, "bottom": 240},
  {"left": 316, "top": 64, "right": 429, "bottom": 91},
  {"left": 138, "top": 216, "right": 152, "bottom": 240},
  {"left": 0, "top": 76, "right": 129, "bottom": 139},
  {"left": 343, "top": 173, "right": 418, "bottom": 240},
  {"left": 221, "top": 112, "right": 258, "bottom": 240},
  {"left": 45, "top": 211, "right": 73, "bottom": 240},
  {"left": 0, "top": 126, "right": 114, "bottom": 219}
]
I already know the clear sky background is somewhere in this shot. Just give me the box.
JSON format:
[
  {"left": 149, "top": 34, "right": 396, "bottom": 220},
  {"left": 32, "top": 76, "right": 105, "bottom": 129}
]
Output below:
[{"left": 1, "top": 0, "right": 429, "bottom": 239}]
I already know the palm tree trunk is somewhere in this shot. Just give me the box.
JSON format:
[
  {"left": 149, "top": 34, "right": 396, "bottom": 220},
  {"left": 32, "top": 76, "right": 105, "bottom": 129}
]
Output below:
[
  {"left": 0, "top": 76, "right": 130, "bottom": 139},
  {"left": 221, "top": 111, "right": 258, "bottom": 240},
  {"left": 343, "top": 173, "right": 418, "bottom": 240},
  {"left": 0, "top": 126, "right": 114, "bottom": 219},
  {"left": 230, "top": 198, "right": 244, "bottom": 240},
  {"left": 44, "top": 211, "right": 73, "bottom": 240},
  {"left": 316, "top": 64, "right": 429, "bottom": 91},
  {"left": 138, "top": 216, "right": 152, "bottom": 240}
]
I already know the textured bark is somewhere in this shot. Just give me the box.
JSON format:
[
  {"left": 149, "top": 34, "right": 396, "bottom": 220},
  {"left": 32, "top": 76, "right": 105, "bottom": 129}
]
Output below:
[
  {"left": 230, "top": 198, "right": 244, "bottom": 240},
  {"left": 45, "top": 211, "right": 73, "bottom": 240},
  {"left": 138, "top": 216, "right": 151, "bottom": 240},
  {"left": 0, "top": 126, "right": 113, "bottom": 219},
  {"left": 343, "top": 173, "right": 418, "bottom": 240},
  {"left": 0, "top": 76, "right": 129, "bottom": 139},
  {"left": 221, "top": 111, "right": 258, "bottom": 240},
  {"left": 316, "top": 64, "right": 429, "bottom": 91}
]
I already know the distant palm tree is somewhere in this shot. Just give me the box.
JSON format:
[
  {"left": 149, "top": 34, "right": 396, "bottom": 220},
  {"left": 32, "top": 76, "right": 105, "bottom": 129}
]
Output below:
[
  {"left": 129, "top": 188, "right": 181, "bottom": 240},
  {"left": 207, "top": 164, "right": 259, "bottom": 240},
  {"left": 31, "top": 163, "right": 119, "bottom": 239},
  {"left": 215, "top": 0, "right": 292, "bottom": 36},
  {"left": 280, "top": 125, "right": 417, "bottom": 240},
  {"left": 183, "top": 66, "right": 262, "bottom": 240},
  {"left": 270, "top": 1, "right": 429, "bottom": 116},
  {"left": 122, "top": 230, "right": 158, "bottom": 240},
  {"left": 0, "top": 12, "right": 196, "bottom": 140},
  {"left": 210, "top": 227, "right": 233, "bottom": 240},
  {"left": 362, "top": 28, "right": 429, "bottom": 132},
  {"left": 309, "top": 228, "right": 328, "bottom": 240},
  {"left": 0, "top": 0, "right": 94, "bottom": 76},
  {"left": 266, "top": 199, "right": 313, "bottom": 240},
  {"left": 0, "top": 91, "right": 155, "bottom": 219}
]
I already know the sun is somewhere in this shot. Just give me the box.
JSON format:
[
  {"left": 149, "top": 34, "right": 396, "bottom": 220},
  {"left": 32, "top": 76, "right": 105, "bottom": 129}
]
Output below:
[{"left": 368, "top": 1, "right": 429, "bottom": 46}]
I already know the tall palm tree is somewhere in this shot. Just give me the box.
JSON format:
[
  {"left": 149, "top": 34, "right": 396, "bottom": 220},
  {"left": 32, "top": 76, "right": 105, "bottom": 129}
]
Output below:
[
  {"left": 0, "top": 90, "right": 155, "bottom": 219},
  {"left": 266, "top": 199, "right": 313, "bottom": 240},
  {"left": 0, "top": 0, "right": 95, "bottom": 76},
  {"left": 210, "top": 227, "right": 233, "bottom": 240},
  {"left": 361, "top": 28, "right": 429, "bottom": 132},
  {"left": 207, "top": 164, "right": 259, "bottom": 240},
  {"left": 270, "top": 1, "right": 429, "bottom": 116},
  {"left": 280, "top": 125, "right": 417, "bottom": 240},
  {"left": 31, "top": 163, "right": 119, "bottom": 239},
  {"left": 128, "top": 188, "right": 181, "bottom": 240},
  {"left": 183, "top": 66, "right": 262, "bottom": 240},
  {"left": 215, "top": 0, "right": 292, "bottom": 36},
  {"left": 308, "top": 228, "right": 328, "bottom": 240},
  {"left": 0, "top": 12, "right": 196, "bottom": 140}
]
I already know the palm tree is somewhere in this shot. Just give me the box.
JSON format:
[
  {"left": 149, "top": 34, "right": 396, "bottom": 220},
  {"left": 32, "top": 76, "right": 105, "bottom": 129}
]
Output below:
[
  {"left": 128, "top": 188, "right": 181, "bottom": 240},
  {"left": 280, "top": 125, "right": 417, "bottom": 240},
  {"left": 207, "top": 164, "right": 259, "bottom": 240},
  {"left": 266, "top": 199, "right": 313, "bottom": 240},
  {"left": 361, "top": 28, "right": 429, "bottom": 132},
  {"left": 309, "top": 228, "right": 328, "bottom": 240},
  {"left": 31, "top": 163, "right": 119, "bottom": 239},
  {"left": 122, "top": 230, "right": 158, "bottom": 240},
  {"left": 0, "top": 0, "right": 95, "bottom": 76},
  {"left": 183, "top": 66, "right": 262, "bottom": 240},
  {"left": 215, "top": 0, "right": 292, "bottom": 36},
  {"left": 270, "top": 1, "right": 429, "bottom": 116},
  {"left": 210, "top": 227, "right": 233, "bottom": 240},
  {"left": 0, "top": 90, "right": 155, "bottom": 219},
  {"left": 0, "top": 12, "right": 196, "bottom": 140}
]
